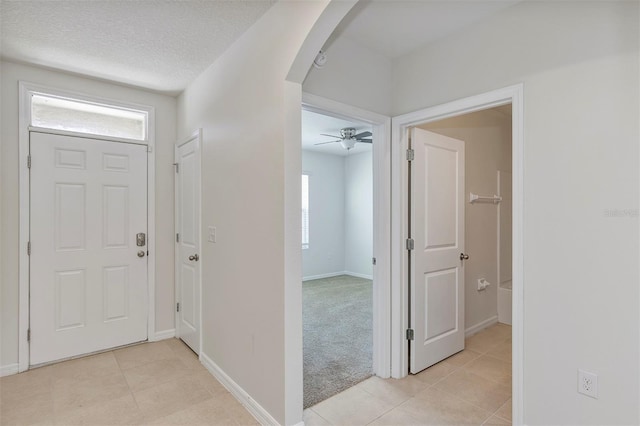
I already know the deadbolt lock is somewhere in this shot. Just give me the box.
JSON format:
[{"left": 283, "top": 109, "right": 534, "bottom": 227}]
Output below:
[{"left": 136, "top": 233, "right": 146, "bottom": 247}]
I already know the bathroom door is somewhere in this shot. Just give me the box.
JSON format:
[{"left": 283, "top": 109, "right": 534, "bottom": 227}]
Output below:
[{"left": 409, "top": 128, "right": 466, "bottom": 374}]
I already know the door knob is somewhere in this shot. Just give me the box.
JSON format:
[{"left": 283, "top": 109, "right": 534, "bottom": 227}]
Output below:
[
  {"left": 188, "top": 254, "right": 199, "bottom": 262},
  {"left": 137, "top": 250, "right": 145, "bottom": 258},
  {"left": 460, "top": 253, "right": 469, "bottom": 261}
]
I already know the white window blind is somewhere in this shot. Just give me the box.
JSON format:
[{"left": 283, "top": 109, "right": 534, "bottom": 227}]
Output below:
[{"left": 302, "top": 174, "right": 309, "bottom": 249}]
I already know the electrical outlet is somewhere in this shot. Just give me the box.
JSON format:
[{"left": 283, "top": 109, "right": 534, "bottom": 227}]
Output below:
[
  {"left": 578, "top": 369, "right": 598, "bottom": 399},
  {"left": 208, "top": 226, "right": 216, "bottom": 243}
]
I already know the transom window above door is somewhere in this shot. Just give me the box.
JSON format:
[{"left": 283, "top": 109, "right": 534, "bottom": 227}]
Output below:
[{"left": 29, "top": 93, "right": 148, "bottom": 141}]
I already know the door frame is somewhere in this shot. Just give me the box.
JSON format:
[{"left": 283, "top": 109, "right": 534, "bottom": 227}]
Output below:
[
  {"left": 391, "top": 84, "right": 524, "bottom": 423},
  {"left": 301, "top": 92, "right": 392, "bottom": 378},
  {"left": 174, "top": 129, "right": 203, "bottom": 356},
  {"left": 17, "top": 81, "right": 157, "bottom": 372}
]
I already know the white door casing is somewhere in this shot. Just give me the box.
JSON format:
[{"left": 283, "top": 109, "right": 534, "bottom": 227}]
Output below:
[
  {"left": 30, "top": 132, "right": 148, "bottom": 365},
  {"left": 410, "top": 128, "right": 465, "bottom": 373},
  {"left": 174, "top": 133, "right": 202, "bottom": 354}
]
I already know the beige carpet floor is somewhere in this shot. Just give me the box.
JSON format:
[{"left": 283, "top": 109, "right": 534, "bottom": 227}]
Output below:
[{"left": 303, "top": 274, "right": 373, "bottom": 408}]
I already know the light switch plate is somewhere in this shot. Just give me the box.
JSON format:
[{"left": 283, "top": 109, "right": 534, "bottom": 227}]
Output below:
[{"left": 208, "top": 226, "right": 216, "bottom": 243}]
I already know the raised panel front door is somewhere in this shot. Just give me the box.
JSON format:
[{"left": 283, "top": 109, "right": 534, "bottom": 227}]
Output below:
[{"left": 30, "top": 132, "right": 148, "bottom": 365}]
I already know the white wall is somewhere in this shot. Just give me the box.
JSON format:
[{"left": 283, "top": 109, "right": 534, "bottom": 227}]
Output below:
[
  {"left": 301, "top": 149, "right": 373, "bottom": 280},
  {"left": 303, "top": 36, "right": 392, "bottom": 116},
  {"left": 393, "top": 2, "right": 639, "bottom": 424},
  {"left": 302, "top": 150, "right": 345, "bottom": 278},
  {"left": 344, "top": 150, "right": 373, "bottom": 278},
  {"left": 175, "top": 2, "right": 334, "bottom": 423},
  {"left": 0, "top": 61, "right": 177, "bottom": 369},
  {"left": 421, "top": 109, "right": 511, "bottom": 331}
]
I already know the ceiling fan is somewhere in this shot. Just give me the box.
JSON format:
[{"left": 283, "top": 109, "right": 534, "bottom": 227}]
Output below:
[{"left": 314, "top": 127, "right": 372, "bottom": 150}]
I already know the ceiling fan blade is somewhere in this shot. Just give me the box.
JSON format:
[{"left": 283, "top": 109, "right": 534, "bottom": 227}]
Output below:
[
  {"left": 354, "top": 131, "right": 372, "bottom": 139},
  {"left": 320, "top": 133, "right": 342, "bottom": 139},
  {"left": 357, "top": 139, "right": 373, "bottom": 144},
  {"left": 314, "top": 140, "right": 340, "bottom": 145}
]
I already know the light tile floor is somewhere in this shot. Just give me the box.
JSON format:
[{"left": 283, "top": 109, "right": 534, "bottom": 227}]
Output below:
[
  {"left": 305, "top": 323, "right": 512, "bottom": 426},
  {"left": 1, "top": 323, "right": 511, "bottom": 426},
  {"left": 0, "top": 339, "right": 259, "bottom": 425}
]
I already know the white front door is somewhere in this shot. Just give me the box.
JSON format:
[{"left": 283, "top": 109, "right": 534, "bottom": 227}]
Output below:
[
  {"left": 175, "top": 135, "right": 201, "bottom": 354},
  {"left": 410, "top": 128, "right": 466, "bottom": 373},
  {"left": 30, "top": 132, "right": 148, "bottom": 365}
]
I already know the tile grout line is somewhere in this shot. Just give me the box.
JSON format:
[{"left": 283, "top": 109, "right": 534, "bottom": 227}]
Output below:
[
  {"left": 492, "top": 398, "right": 513, "bottom": 423},
  {"left": 356, "top": 380, "right": 417, "bottom": 425},
  {"left": 432, "top": 380, "right": 510, "bottom": 419},
  {"left": 363, "top": 401, "right": 404, "bottom": 426},
  {"left": 308, "top": 407, "right": 334, "bottom": 425},
  {"left": 426, "top": 386, "right": 496, "bottom": 422},
  {"left": 483, "top": 352, "right": 513, "bottom": 365},
  {"left": 427, "top": 362, "right": 463, "bottom": 387}
]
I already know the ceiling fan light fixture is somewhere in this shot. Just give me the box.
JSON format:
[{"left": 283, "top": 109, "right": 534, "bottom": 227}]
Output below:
[
  {"left": 340, "top": 138, "right": 356, "bottom": 150},
  {"left": 340, "top": 128, "right": 356, "bottom": 139}
]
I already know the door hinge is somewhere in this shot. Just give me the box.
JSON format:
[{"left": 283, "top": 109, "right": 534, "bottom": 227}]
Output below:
[
  {"left": 27, "top": 328, "right": 31, "bottom": 342},
  {"left": 27, "top": 155, "right": 32, "bottom": 169},
  {"left": 406, "top": 328, "right": 414, "bottom": 340},
  {"left": 406, "top": 238, "right": 414, "bottom": 250},
  {"left": 406, "top": 148, "right": 414, "bottom": 161},
  {"left": 176, "top": 233, "right": 180, "bottom": 243},
  {"left": 372, "top": 257, "right": 377, "bottom": 266},
  {"left": 176, "top": 302, "right": 180, "bottom": 312},
  {"left": 173, "top": 162, "right": 179, "bottom": 173},
  {"left": 27, "top": 241, "right": 31, "bottom": 256}
]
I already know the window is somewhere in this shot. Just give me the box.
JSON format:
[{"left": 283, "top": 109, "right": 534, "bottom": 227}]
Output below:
[
  {"left": 30, "top": 94, "right": 148, "bottom": 141},
  {"left": 302, "top": 174, "right": 309, "bottom": 249}
]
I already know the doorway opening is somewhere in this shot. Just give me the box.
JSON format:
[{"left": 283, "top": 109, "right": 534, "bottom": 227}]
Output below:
[
  {"left": 301, "top": 108, "right": 373, "bottom": 408},
  {"left": 300, "top": 94, "right": 391, "bottom": 409},
  {"left": 392, "top": 84, "right": 523, "bottom": 423},
  {"left": 407, "top": 104, "right": 513, "bottom": 420}
]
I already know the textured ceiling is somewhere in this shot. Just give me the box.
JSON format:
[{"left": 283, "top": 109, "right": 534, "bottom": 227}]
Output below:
[
  {"left": 0, "top": 0, "right": 276, "bottom": 94},
  {"left": 0, "top": 1, "right": 521, "bottom": 95},
  {"left": 333, "top": 0, "right": 521, "bottom": 58},
  {"left": 302, "top": 109, "right": 372, "bottom": 157}
]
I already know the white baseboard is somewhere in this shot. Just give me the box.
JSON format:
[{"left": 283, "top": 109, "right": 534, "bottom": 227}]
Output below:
[
  {"left": 344, "top": 271, "right": 373, "bottom": 280},
  {"left": 465, "top": 315, "right": 498, "bottom": 338},
  {"left": 150, "top": 328, "right": 175, "bottom": 341},
  {"left": 200, "top": 352, "right": 279, "bottom": 426},
  {"left": 302, "top": 271, "right": 344, "bottom": 281},
  {"left": 303, "top": 271, "right": 373, "bottom": 281},
  {"left": 1, "top": 363, "right": 19, "bottom": 377}
]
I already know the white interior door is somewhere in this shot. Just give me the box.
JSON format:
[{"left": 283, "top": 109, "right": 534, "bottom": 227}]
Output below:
[
  {"left": 30, "top": 132, "right": 148, "bottom": 365},
  {"left": 175, "top": 135, "right": 201, "bottom": 354},
  {"left": 410, "top": 128, "right": 465, "bottom": 374}
]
